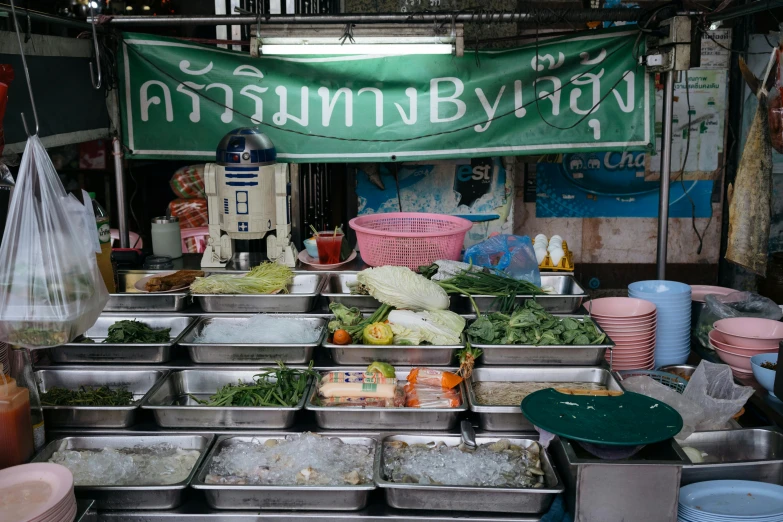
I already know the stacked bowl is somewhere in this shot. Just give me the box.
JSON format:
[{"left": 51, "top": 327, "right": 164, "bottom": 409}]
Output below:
[
  {"left": 628, "top": 280, "right": 692, "bottom": 367},
  {"left": 0, "top": 463, "right": 76, "bottom": 522},
  {"left": 709, "top": 317, "right": 783, "bottom": 377},
  {"left": 584, "top": 297, "right": 657, "bottom": 371}
]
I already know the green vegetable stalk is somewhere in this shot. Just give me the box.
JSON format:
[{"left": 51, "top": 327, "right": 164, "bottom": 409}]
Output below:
[{"left": 40, "top": 386, "right": 134, "bottom": 406}]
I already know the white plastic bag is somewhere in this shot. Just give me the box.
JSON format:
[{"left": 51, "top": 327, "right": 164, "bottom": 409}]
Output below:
[
  {"left": 621, "top": 375, "right": 705, "bottom": 441},
  {"left": 0, "top": 135, "right": 108, "bottom": 348},
  {"left": 682, "top": 361, "right": 755, "bottom": 431}
]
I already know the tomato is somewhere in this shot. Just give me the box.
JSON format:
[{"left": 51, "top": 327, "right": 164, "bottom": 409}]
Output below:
[{"left": 333, "top": 329, "right": 352, "bottom": 345}]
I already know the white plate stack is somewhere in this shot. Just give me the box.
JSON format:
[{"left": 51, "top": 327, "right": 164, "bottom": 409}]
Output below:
[
  {"left": 0, "top": 463, "right": 76, "bottom": 522},
  {"left": 584, "top": 297, "right": 657, "bottom": 370},
  {"left": 628, "top": 280, "right": 692, "bottom": 367}
]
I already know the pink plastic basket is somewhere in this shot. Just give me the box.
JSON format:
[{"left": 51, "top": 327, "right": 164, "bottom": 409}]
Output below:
[{"left": 349, "top": 212, "right": 472, "bottom": 269}]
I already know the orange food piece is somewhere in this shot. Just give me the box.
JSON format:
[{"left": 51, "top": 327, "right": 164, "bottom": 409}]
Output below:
[{"left": 333, "top": 329, "right": 352, "bottom": 345}]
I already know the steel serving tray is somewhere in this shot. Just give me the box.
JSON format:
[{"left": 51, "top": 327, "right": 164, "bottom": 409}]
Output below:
[
  {"left": 376, "top": 434, "right": 563, "bottom": 514},
  {"left": 179, "top": 315, "right": 326, "bottom": 364},
  {"left": 49, "top": 315, "right": 196, "bottom": 364},
  {"left": 472, "top": 315, "right": 613, "bottom": 366},
  {"left": 321, "top": 273, "right": 381, "bottom": 310},
  {"left": 34, "top": 369, "right": 169, "bottom": 428},
  {"left": 194, "top": 274, "right": 326, "bottom": 313},
  {"left": 323, "top": 341, "right": 460, "bottom": 366},
  {"left": 306, "top": 367, "right": 466, "bottom": 430},
  {"left": 104, "top": 272, "right": 190, "bottom": 312},
  {"left": 192, "top": 435, "right": 377, "bottom": 510},
  {"left": 450, "top": 275, "right": 587, "bottom": 314},
  {"left": 679, "top": 428, "right": 783, "bottom": 485},
  {"left": 466, "top": 367, "right": 624, "bottom": 431},
  {"left": 32, "top": 434, "right": 213, "bottom": 510},
  {"left": 141, "top": 369, "right": 310, "bottom": 428}
]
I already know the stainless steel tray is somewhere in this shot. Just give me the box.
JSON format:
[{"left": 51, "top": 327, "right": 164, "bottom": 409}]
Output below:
[
  {"left": 466, "top": 367, "right": 624, "bottom": 431},
  {"left": 35, "top": 369, "right": 169, "bottom": 428},
  {"left": 679, "top": 428, "right": 783, "bottom": 486},
  {"left": 321, "top": 273, "right": 381, "bottom": 310},
  {"left": 306, "top": 367, "right": 466, "bottom": 430},
  {"left": 49, "top": 315, "right": 196, "bottom": 364},
  {"left": 104, "top": 272, "right": 191, "bottom": 312},
  {"left": 450, "top": 275, "right": 587, "bottom": 314},
  {"left": 192, "top": 435, "right": 377, "bottom": 510},
  {"left": 323, "top": 341, "right": 460, "bottom": 366},
  {"left": 179, "top": 315, "right": 326, "bottom": 364},
  {"left": 194, "top": 274, "right": 326, "bottom": 313},
  {"left": 472, "top": 315, "right": 612, "bottom": 366},
  {"left": 32, "top": 435, "right": 213, "bottom": 510},
  {"left": 376, "top": 434, "right": 563, "bottom": 514},
  {"left": 141, "top": 369, "right": 309, "bottom": 428}
]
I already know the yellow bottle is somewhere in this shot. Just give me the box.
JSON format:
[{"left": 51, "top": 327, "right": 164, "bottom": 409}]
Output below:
[{"left": 89, "top": 192, "right": 116, "bottom": 293}]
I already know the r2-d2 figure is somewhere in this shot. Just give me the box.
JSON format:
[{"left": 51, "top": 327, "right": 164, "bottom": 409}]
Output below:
[{"left": 201, "top": 128, "right": 297, "bottom": 268}]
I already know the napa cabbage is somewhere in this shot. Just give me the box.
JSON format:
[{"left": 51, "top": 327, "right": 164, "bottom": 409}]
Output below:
[
  {"left": 356, "top": 266, "right": 449, "bottom": 311},
  {"left": 387, "top": 309, "right": 465, "bottom": 345}
]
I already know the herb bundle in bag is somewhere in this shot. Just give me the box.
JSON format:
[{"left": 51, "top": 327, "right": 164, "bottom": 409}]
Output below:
[{"left": 0, "top": 135, "right": 108, "bottom": 348}]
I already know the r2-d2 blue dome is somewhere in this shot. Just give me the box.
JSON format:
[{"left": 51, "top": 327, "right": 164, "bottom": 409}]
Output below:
[{"left": 216, "top": 127, "right": 276, "bottom": 166}]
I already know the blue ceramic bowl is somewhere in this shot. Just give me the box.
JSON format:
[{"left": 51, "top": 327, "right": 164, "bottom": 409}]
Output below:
[
  {"left": 628, "top": 280, "right": 692, "bottom": 296},
  {"left": 303, "top": 238, "right": 319, "bottom": 258},
  {"left": 751, "top": 353, "right": 778, "bottom": 393}
]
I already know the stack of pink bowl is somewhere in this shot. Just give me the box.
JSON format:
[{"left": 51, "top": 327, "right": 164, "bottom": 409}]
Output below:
[
  {"left": 584, "top": 297, "right": 657, "bottom": 370},
  {"left": 0, "top": 463, "right": 76, "bottom": 522},
  {"left": 710, "top": 317, "right": 783, "bottom": 377}
]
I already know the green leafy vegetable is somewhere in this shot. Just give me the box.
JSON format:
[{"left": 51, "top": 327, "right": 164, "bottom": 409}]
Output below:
[
  {"left": 103, "top": 320, "right": 171, "bottom": 344},
  {"left": 40, "top": 386, "right": 134, "bottom": 406},
  {"left": 190, "top": 362, "right": 318, "bottom": 407},
  {"left": 466, "top": 300, "right": 607, "bottom": 346}
]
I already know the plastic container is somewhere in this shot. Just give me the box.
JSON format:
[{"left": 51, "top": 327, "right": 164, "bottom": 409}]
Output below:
[
  {"left": 349, "top": 212, "right": 472, "bottom": 269},
  {"left": 9, "top": 347, "right": 44, "bottom": 453},
  {"left": 151, "top": 216, "right": 183, "bottom": 259},
  {"left": 0, "top": 376, "right": 34, "bottom": 470},
  {"left": 89, "top": 192, "right": 116, "bottom": 293}
]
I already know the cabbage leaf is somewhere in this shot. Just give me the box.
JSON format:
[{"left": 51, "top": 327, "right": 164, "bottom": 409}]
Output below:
[
  {"left": 388, "top": 309, "right": 465, "bottom": 345},
  {"left": 356, "top": 266, "right": 449, "bottom": 311}
]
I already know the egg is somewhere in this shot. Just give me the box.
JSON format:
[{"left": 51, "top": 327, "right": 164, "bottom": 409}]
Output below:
[
  {"left": 549, "top": 248, "right": 565, "bottom": 266},
  {"left": 534, "top": 247, "right": 547, "bottom": 264}
]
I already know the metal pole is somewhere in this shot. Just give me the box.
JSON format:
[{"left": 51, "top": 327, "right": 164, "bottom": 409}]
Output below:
[
  {"left": 113, "top": 137, "right": 129, "bottom": 249},
  {"left": 656, "top": 70, "right": 675, "bottom": 280},
  {"left": 91, "top": 8, "right": 644, "bottom": 26},
  {"left": 0, "top": 3, "right": 98, "bottom": 31},
  {"left": 706, "top": 0, "right": 783, "bottom": 22}
]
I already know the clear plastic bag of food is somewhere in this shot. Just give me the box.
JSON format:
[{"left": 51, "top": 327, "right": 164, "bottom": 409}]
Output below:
[
  {"left": 0, "top": 136, "right": 108, "bottom": 348},
  {"left": 620, "top": 375, "right": 705, "bottom": 441},
  {"left": 682, "top": 361, "right": 755, "bottom": 431},
  {"left": 463, "top": 234, "right": 541, "bottom": 286},
  {"left": 403, "top": 383, "right": 461, "bottom": 408},
  {"left": 695, "top": 291, "right": 782, "bottom": 348},
  {"left": 407, "top": 368, "right": 463, "bottom": 389}
]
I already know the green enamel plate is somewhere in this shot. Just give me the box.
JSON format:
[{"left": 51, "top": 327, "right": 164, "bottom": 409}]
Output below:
[{"left": 520, "top": 389, "right": 683, "bottom": 446}]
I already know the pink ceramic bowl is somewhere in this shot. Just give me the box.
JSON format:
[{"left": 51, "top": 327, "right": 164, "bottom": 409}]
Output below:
[
  {"left": 610, "top": 353, "right": 655, "bottom": 363},
  {"left": 713, "top": 317, "right": 783, "bottom": 348},
  {"left": 599, "top": 318, "right": 657, "bottom": 328},
  {"left": 591, "top": 310, "right": 657, "bottom": 323},
  {"left": 708, "top": 329, "right": 776, "bottom": 353},
  {"left": 611, "top": 335, "right": 656, "bottom": 345},
  {"left": 604, "top": 325, "right": 657, "bottom": 336},
  {"left": 613, "top": 341, "right": 656, "bottom": 351},
  {"left": 713, "top": 345, "right": 753, "bottom": 371},
  {"left": 690, "top": 285, "right": 735, "bottom": 303},
  {"left": 611, "top": 361, "right": 655, "bottom": 370},
  {"left": 584, "top": 298, "right": 656, "bottom": 318}
]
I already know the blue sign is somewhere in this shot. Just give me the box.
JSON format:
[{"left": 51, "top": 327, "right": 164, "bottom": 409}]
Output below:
[{"left": 536, "top": 152, "right": 714, "bottom": 218}]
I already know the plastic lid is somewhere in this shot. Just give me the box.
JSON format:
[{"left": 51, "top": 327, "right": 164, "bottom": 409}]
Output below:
[
  {"left": 0, "top": 376, "right": 18, "bottom": 397},
  {"left": 152, "top": 216, "right": 179, "bottom": 224},
  {"left": 88, "top": 192, "right": 96, "bottom": 199}
]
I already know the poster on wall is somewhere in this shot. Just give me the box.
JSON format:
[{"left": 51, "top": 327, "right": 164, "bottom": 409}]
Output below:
[
  {"left": 535, "top": 151, "right": 713, "bottom": 218},
  {"left": 356, "top": 158, "right": 512, "bottom": 247}
]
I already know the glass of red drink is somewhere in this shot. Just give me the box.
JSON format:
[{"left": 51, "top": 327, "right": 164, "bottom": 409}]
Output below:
[{"left": 315, "top": 231, "right": 343, "bottom": 264}]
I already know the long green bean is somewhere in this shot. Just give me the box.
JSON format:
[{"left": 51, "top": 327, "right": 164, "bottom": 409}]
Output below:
[{"left": 40, "top": 386, "right": 135, "bottom": 406}]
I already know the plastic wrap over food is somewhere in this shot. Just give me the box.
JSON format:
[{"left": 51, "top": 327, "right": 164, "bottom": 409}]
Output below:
[
  {"left": 682, "top": 361, "right": 755, "bottom": 431},
  {"left": 0, "top": 136, "right": 108, "bottom": 348},
  {"left": 169, "top": 164, "right": 205, "bottom": 198},
  {"left": 620, "top": 375, "right": 705, "bottom": 441},
  {"left": 695, "top": 291, "right": 782, "bottom": 348},
  {"left": 463, "top": 234, "right": 541, "bottom": 286},
  {"left": 403, "top": 383, "right": 461, "bottom": 408},
  {"left": 168, "top": 198, "right": 208, "bottom": 229}
]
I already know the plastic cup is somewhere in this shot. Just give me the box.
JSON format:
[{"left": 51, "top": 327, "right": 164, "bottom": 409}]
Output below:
[{"left": 315, "top": 231, "right": 344, "bottom": 264}]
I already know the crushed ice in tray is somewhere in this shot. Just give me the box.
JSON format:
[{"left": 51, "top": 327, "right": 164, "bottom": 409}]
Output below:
[
  {"left": 383, "top": 439, "right": 547, "bottom": 488},
  {"left": 204, "top": 433, "right": 374, "bottom": 486},
  {"left": 195, "top": 315, "right": 323, "bottom": 344},
  {"left": 49, "top": 443, "right": 200, "bottom": 486}
]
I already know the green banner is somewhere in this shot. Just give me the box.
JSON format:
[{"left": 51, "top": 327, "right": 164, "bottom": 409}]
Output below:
[{"left": 119, "top": 29, "right": 652, "bottom": 162}]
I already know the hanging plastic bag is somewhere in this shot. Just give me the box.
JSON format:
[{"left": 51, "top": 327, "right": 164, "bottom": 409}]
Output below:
[
  {"left": 682, "top": 361, "right": 755, "bottom": 431},
  {"left": 463, "top": 234, "right": 542, "bottom": 286},
  {"left": 0, "top": 135, "right": 108, "bottom": 349},
  {"left": 695, "top": 291, "right": 782, "bottom": 348},
  {"left": 169, "top": 164, "right": 205, "bottom": 198}
]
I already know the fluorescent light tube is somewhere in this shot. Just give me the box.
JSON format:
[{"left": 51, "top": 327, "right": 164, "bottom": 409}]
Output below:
[{"left": 259, "top": 43, "right": 454, "bottom": 55}]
